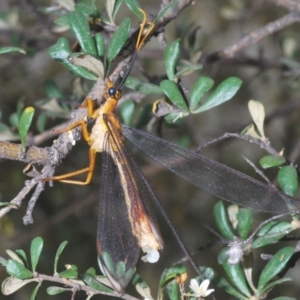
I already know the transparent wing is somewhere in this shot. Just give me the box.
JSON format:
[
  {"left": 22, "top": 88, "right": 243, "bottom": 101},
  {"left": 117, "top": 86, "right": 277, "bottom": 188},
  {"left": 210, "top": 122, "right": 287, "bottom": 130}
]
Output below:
[{"left": 122, "top": 125, "right": 300, "bottom": 213}]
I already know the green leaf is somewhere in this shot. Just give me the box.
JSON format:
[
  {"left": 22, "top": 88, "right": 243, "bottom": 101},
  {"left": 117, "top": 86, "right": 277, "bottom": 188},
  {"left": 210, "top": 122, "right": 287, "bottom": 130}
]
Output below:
[
  {"left": 0, "top": 47, "right": 26, "bottom": 55},
  {"left": 47, "top": 286, "right": 71, "bottom": 295},
  {"left": 48, "top": 37, "right": 98, "bottom": 80},
  {"left": 6, "top": 260, "right": 33, "bottom": 279},
  {"left": 30, "top": 283, "right": 41, "bottom": 300},
  {"left": 174, "top": 65, "right": 202, "bottom": 78},
  {"left": 124, "top": 0, "right": 143, "bottom": 19},
  {"left": 54, "top": 15, "right": 70, "bottom": 27},
  {"left": 222, "top": 261, "right": 251, "bottom": 297},
  {"left": 278, "top": 166, "right": 298, "bottom": 196},
  {"left": 252, "top": 222, "right": 293, "bottom": 248},
  {"left": 44, "top": 80, "right": 63, "bottom": 98},
  {"left": 36, "top": 112, "right": 48, "bottom": 133},
  {"left": 257, "top": 247, "right": 294, "bottom": 293},
  {"left": 164, "top": 39, "right": 180, "bottom": 80},
  {"left": 68, "top": 10, "right": 97, "bottom": 56},
  {"left": 160, "top": 80, "right": 189, "bottom": 112},
  {"left": 95, "top": 33, "right": 105, "bottom": 57},
  {"left": 14, "top": 250, "right": 28, "bottom": 266},
  {"left": 193, "top": 77, "right": 242, "bottom": 113},
  {"left": 112, "top": 0, "right": 124, "bottom": 20},
  {"left": 166, "top": 279, "right": 179, "bottom": 300},
  {"left": 81, "top": 273, "right": 113, "bottom": 292},
  {"left": 6, "top": 250, "right": 24, "bottom": 265},
  {"left": 125, "top": 76, "right": 163, "bottom": 94},
  {"left": 85, "top": 267, "right": 96, "bottom": 276},
  {"left": 190, "top": 76, "right": 214, "bottom": 112},
  {"left": 107, "top": 17, "right": 131, "bottom": 63},
  {"left": 260, "top": 155, "right": 286, "bottom": 169},
  {"left": 58, "top": 265, "right": 78, "bottom": 279},
  {"left": 75, "top": 2, "right": 96, "bottom": 17},
  {"left": 18, "top": 107, "right": 35, "bottom": 151},
  {"left": 237, "top": 208, "right": 253, "bottom": 240},
  {"left": 159, "top": 264, "right": 187, "bottom": 287},
  {"left": 120, "top": 100, "right": 135, "bottom": 125},
  {"left": 154, "top": 1, "right": 178, "bottom": 22},
  {"left": 260, "top": 277, "right": 293, "bottom": 295},
  {"left": 213, "top": 201, "right": 235, "bottom": 240},
  {"left": 30, "top": 237, "right": 43, "bottom": 272},
  {"left": 212, "top": 272, "right": 249, "bottom": 300},
  {"left": 54, "top": 241, "right": 68, "bottom": 274}
]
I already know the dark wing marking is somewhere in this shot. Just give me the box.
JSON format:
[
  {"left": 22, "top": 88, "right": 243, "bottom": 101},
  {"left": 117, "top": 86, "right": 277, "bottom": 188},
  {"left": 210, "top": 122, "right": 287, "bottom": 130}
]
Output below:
[{"left": 97, "top": 115, "right": 162, "bottom": 293}]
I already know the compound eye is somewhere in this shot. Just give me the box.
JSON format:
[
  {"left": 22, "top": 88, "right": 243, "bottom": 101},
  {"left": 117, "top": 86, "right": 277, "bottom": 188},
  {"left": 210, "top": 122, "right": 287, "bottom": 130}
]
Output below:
[{"left": 108, "top": 87, "right": 116, "bottom": 97}]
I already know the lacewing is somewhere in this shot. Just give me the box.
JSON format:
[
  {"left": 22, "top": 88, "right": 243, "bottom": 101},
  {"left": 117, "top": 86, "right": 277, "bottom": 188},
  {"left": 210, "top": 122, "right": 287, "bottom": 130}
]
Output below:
[{"left": 45, "top": 9, "right": 300, "bottom": 294}]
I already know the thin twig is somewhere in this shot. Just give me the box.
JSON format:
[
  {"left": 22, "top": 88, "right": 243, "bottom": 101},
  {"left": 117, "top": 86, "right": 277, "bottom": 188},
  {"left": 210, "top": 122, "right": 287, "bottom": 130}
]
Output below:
[{"left": 203, "top": 12, "right": 300, "bottom": 63}]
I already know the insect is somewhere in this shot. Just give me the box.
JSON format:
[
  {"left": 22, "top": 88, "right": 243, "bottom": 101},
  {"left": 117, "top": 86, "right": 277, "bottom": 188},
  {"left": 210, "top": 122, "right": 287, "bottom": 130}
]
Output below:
[
  {"left": 44, "top": 8, "right": 300, "bottom": 294},
  {"left": 45, "top": 10, "right": 167, "bottom": 293}
]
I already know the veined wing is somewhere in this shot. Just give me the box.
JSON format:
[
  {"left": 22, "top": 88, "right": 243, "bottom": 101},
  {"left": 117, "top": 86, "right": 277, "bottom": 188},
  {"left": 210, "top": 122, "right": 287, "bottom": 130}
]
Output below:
[
  {"left": 122, "top": 125, "right": 300, "bottom": 213},
  {"left": 97, "top": 114, "right": 163, "bottom": 293}
]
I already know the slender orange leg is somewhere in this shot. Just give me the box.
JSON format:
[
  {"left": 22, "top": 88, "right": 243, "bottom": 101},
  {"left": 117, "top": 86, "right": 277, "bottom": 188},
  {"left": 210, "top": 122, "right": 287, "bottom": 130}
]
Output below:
[
  {"left": 43, "top": 148, "right": 97, "bottom": 185},
  {"left": 43, "top": 98, "right": 97, "bottom": 185}
]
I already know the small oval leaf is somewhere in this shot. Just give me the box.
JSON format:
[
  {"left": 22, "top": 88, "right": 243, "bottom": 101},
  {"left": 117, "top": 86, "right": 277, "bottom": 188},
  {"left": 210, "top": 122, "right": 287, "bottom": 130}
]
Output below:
[
  {"left": 252, "top": 222, "right": 293, "bottom": 248},
  {"left": 68, "top": 10, "right": 97, "bottom": 56},
  {"left": 95, "top": 33, "right": 105, "bottom": 57},
  {"left": 194, "top": 77, "right": 242, "bottom": 113},
  {"left": 30, "top": 283, "right": 41, "bottom": 300},
  {"left": 213, "top": 201, "right": 235, "bottom": 240},
  {"left": 54, "top": 241, "right": 68, "bottom": 274},
  {"left": 166, "top": 279, "right": 179, "bottom": 300},
  {"left": 59, "top": 265, "right": 78, "bottom": 279},
  {"left": 160, "top": 80, "right": 189, "bottom": 111},
  {"left": 30, "top": 237, "right": 43, "bottom": 272},
  {"left": 18, "top": 107, "right": 35, "bottom": 151},
  {"left": 154, "top": 2, "right": 178, "bottom": 23},
  {"left": 257, "top": 247, "right": 294, "bottom": 293},
  {"left": 260, "top": 155, "right": 286, "bottom": 169},
  {"left": 124, "top": 0, "right": 143, "bottom": 19},
  {"left": 164, "top": 39, "right": 180, "bottom": 81},
  {"left": 107, "top": 18, "right": 131, "bottom": 63},
  {"left": 6, "top": 260, "right": 33, "bottom": 279},
  {"left": 81, "top": 274, "right": 113, "bottom": 292},
  {"left": 48, "top": 37, "right": 98, "bottom": 80},
  {"left": 278, "top": 166, "right": 298, "bottom": 197},
  {"left": 125, "top": 76, "right": 163, "bottom": 94},
  {"left": 159, "top": 264, "right": 186, "bottom": 287},
  {"left": 2, "top": 277, "right": 37, "bottom": 295},
  {"left": 47, "top": 286, "right": 72, "bottom": 295},
  {"left": 222, "top": 261, "right": 251, "bottom": 297},
  {"left": 190, "top": 76, "right": 214, "bottom": 111},
  {"left": 237, "top": 208, "right": 253, "bottom": 240}
]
